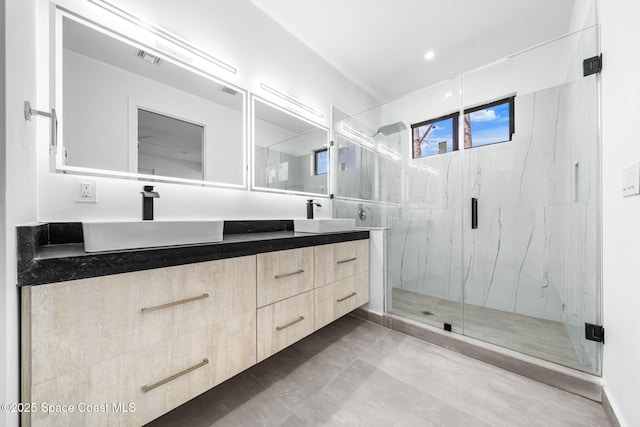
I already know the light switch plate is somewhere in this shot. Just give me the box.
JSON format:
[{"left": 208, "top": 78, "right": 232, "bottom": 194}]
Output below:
[{"left": 622, "top": 163, "right": 640, "bottom": 197}]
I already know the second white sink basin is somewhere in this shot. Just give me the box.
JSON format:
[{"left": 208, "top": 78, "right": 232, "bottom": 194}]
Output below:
[
  {"left": 82, "top": 220, "right": 224, "bottom": 252},
  {"left": 294, "top": 219, "right": 356, "bottom": 234}
]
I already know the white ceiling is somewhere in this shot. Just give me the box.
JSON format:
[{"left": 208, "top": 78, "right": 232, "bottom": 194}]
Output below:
[{"left": 249, "top": 0, "right": 578, "bottom": 102}]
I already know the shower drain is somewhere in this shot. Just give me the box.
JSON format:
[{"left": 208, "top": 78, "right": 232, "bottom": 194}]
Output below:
[{"left": 421, "top": 311, "right": 433, "bottom": 316}]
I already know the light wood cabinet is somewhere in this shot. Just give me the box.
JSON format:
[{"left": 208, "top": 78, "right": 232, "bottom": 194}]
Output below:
[
  {"left": 256, "top": 290, "right": 314, "bottom": 362},
  {"left": 314, "top": 241, "right": 369, "bottom": 329},
  {"left": 22, "top": 238, "right": 370, "bottom": 426},
  {"left": 314, "top": 240, "right": 369, "bottom": 287},
  {"left": 257, "top": 247, "right": 314, "bottom": 307},
  {"left": 23, "top": 256, "right": 257, "bottom": 426},
  {"left": 314, "top": 271, "right": 369, "bottom": 330}
]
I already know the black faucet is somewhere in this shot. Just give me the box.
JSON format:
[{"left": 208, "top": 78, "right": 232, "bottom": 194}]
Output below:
[
  {"left": 306, "top": 199, "right": 321, "bottom": 219},
  {"left": 141, "top": 185, "right": 160, "bottom": 220}
]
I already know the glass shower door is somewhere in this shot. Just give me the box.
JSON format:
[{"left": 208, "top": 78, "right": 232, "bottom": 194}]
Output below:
[
  {"left": 384, "top": 77, "right": 465, "bottom": 332},
  {"left": 460, "top": 26, "right": 601, "bottom": 375}
]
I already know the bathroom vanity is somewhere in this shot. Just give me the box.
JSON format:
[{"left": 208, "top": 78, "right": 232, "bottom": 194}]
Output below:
[{"left": 17, "top": 221, "right": 369, "bottom": 426}]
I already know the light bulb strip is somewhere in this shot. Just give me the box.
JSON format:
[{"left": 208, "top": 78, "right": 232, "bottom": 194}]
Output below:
[
  {"left": 339, "top": 124, "right": 375, "bottom": 148},
  {"left": 87, "top": 0, "right": 237, "bottom": 74},
  {"left": 260, "top": 83, "right": 324, "bottom": 119}
]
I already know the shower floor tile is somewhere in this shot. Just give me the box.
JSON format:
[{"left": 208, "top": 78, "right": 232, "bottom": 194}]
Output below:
[
  {"left": 146, "top": 315, "right": 608, "bottom": 427},
  {"left": 390, "top": 287, "right": 593, "bottom": 373}
]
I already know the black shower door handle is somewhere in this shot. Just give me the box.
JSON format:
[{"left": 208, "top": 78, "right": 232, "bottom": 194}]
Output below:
[{"left": 471, "top": 198, "right": 478, "bottom": 229}]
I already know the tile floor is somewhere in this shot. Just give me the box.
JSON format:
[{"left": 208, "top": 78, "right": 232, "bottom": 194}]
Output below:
[
  {"left": 146, "top": 315, "right": 608, "bottom": 427},
  {"left": 390, "top": 287, "right": 595, "bottom": 373}
]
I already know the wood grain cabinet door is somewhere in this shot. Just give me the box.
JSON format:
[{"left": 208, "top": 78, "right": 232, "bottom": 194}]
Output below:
[
  {"left": 256, "top": 290, "right": 314, "bottom": 362},
  {"left": 257, "top": 247, "right": 314, "bottom": 308},
  {"left": 314, "top": 240, "right": 369, "bottom": 287},
  {"left": 23, "top": 255, "right": 257, "bottom": 426}
]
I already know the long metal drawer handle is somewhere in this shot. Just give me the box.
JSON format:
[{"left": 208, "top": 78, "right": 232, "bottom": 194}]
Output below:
[
  {"left": 337, "top": 292, "right": 357, "bottom": 302},
  {"left": 140, "top": 293, "right": 209, "bottom": 314},
  {"left": 337, "top": 257, "right": 357, "bottom": 264},
  {"left": 141, "top": 358, "right": 209, "bottom": 393},
  {"left": 276, "top": 316, "right": 305, "bottom": 331},
  {"left": 274, "top": 269, "right": 304, "bottom": 279}
]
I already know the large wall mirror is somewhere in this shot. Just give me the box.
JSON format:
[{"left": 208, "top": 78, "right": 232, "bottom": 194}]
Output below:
[
  {"left": 252, "top": 96, "right": 330, "bottom": 196},
  {"left": 55, "top": 9, "right": 246, "bottom": 187}
]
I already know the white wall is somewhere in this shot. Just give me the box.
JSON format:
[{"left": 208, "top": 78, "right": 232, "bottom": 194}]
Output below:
[
  {"left": 600, "top": 1, "right": 640, "bottom": 426},
  {"left": 2, "top": 1, "right": 38, "bottom": 426}
]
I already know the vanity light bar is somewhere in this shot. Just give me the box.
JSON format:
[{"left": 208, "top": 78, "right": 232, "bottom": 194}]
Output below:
[
  {"left": 87, "top": 0, "right": 237, "bottom": 75},
  {"left": 260, "top": 83, "right": 324, "bottom": 120},
  {"left": 339, "top": 124, "right": 375, "bottom": 148}
]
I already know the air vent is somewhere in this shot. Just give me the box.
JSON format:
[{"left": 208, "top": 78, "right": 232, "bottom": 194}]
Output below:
[
  {"left": 219, "top": 86, "right": 238, "bottom": 96},
  {"left": 137, "top": 50, "right": 161, "bottom": 65}
]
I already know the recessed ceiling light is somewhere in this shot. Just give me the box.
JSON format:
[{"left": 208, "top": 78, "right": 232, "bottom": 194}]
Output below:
[{"left": 424, "top": 51, "right": 435, "bottom": 60}]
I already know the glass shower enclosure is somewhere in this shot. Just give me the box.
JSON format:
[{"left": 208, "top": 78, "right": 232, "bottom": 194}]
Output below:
[{"left": 332, "top": 25, "right": 602, "bottom": 375}]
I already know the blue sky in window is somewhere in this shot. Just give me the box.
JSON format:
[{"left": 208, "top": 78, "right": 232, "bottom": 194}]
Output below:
[
  {"left": 468, "top": 102, "right": 510, "bottom": 147},
  {"left": 415, "top": 117, "right": 454, "bottom": 157},
  {"left": 316, "top": 150, "right": 328, "bottom": 174}
]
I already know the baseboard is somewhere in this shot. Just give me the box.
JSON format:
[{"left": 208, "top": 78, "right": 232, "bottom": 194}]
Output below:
[
  {"left": 350, "top": 308, "right": 603, "bottom": 402},
  {"left": 602, "top": 388, "right": 622, "bottom": 427},
  {"left": 351, "top": 307, "right": 391, "bottom": 328}
]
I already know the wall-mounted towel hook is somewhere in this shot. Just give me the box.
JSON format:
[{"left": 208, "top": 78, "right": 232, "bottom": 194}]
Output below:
[
  {"left": 24, "top": 100, "right": 52, "bottom": 120},
  {"left": 24, "top": 100, "right": 58, "bottom": 152}
]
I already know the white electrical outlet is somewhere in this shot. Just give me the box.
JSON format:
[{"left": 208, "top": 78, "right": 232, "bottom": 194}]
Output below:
[
  {"left": 75, "top": 179, "right": 97, "bottom": 203},
  {"left": 80, "top": 183, "right": 91, "bottom": 198}
]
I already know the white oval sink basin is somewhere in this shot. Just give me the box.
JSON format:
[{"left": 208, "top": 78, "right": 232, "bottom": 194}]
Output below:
[
  {"left": 82, "top": 220, "right": 224, "bottom": 252},
  {"left": 294, "top": 219, "right": 356, "bottom": 233}
]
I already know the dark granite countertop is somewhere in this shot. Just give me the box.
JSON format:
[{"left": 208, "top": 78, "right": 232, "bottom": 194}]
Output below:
[{"left": 17, "top": 220, "right": 369, "bottom": 286}]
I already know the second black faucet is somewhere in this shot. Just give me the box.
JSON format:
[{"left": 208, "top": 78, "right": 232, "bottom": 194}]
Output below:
[
  {"left": 306, "top": 199, "right": 321, "bottom": 219},
  {"left": 141, "top": 186, "right": 160, "bottom": 220}
]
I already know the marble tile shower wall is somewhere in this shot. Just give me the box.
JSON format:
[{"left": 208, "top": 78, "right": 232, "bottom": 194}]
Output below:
[
  {"left": 461, "top": 78, "right": 598, "bottom": 368},
  {"left": 378, "top": 155, "right": 402, "bottom": 205},
  {"left": 333, "top": 133, "right": 403, "bottom": 206},
  {"left": 335, "top": 80, "right": 598, "bottom": 369},
  {"left": 333, "top": 139, "right": 403, "bottom": 218},
  {"left": 461, "top": 87, "right": 567, "bottom": 321},
  {"left": 389, "top": 151, "right": 465, "bottom": 303},
  {"left": 333, "top": 199, "right": 401, "bottom": 229},
  {"left": 334, "top": 147, "right": 376, "bottom": 201}
]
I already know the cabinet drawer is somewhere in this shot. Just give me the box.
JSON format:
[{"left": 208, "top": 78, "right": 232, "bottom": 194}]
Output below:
[
  {"left": 28, "top": 256, "right": 256, "bottom": 386},
  {"left": 256, "top": 290, "right": 314, "bottom": 362},
  {"left": 134, "top": 256, "right": 256, "bottom": 348},
  {"left": 314, "top": 271, "right": 369, "bottom": 330},
  {"left": 257, "top": 247, "right": 314, "bottom": 307},
  {"left": 314, "top": 240, "right": 369, "bottom": 287},
  {"left": 30, "top": 311, "right": 256, "bottom": 427},
  {"left": 133, "top": 310, "right": 256, "bottom": 425}
]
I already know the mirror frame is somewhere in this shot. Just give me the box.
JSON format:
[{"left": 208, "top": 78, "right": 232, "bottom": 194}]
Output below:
[
  {"left": 53, "top": 7, "right": 248, "bottom": 189},
  {"left": 250, "top": 94, "right": 331, "bottom": 198}
]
